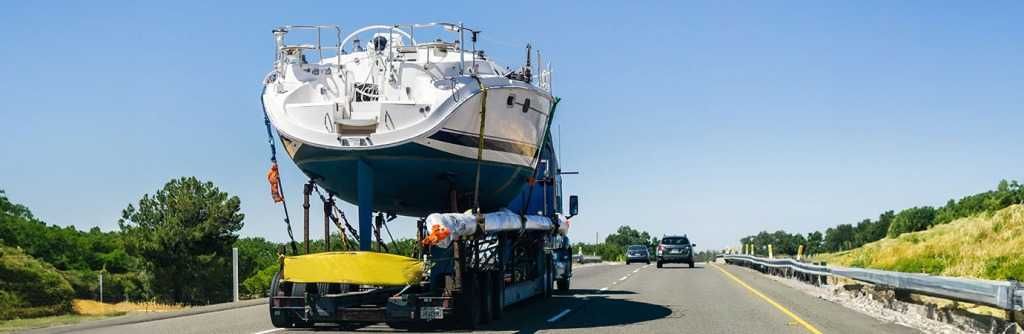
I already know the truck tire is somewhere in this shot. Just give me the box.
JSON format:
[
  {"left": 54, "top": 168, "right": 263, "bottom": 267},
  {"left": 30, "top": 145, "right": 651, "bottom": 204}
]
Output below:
[
  {"left": 544, "top": 262, "right": 555, "bottom": 298},
  {"left": 556, "top": 278, "right": 570, "bottom": 293},
  {"left": 456, "top": 272, "right": 482, "bottom": 329},
  {"left": 492, "top": 271, "right": 504, "bottom": 320},
  {"left": 480, "top": 272, "right": 493, "bottom": 324},
  {"left": 268, "top": 271, "right": 311, "bottom": 328}
]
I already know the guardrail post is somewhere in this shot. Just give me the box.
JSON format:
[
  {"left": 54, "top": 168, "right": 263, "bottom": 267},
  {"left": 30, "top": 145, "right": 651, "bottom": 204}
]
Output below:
[
  {"left": 797, "top": 245, "right": 804, "bottom": 261},
  {"left": 768, "top": 244, "right": 774, "bottom": 259}
]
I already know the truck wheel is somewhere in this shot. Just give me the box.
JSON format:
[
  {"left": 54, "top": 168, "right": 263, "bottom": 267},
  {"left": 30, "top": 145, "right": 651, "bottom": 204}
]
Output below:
[
  {"left": 556, "top": 278, "right": 570, "bottom": 293},
  {"left": 480, "top": 272, "right": 493, "bottom": 324},
  {"left": 454, "top": 272, "right": 483, "bottom": 329},
  {"left": 545, "top": 262, "right": 555, "bottom": 298},
  {"left": 656, "top": 261, "right": 663, "bottom": 268},
  {"left": 492, "top": 271, "right": 504, "bottom": 320},
  {"left": 268, "top": 271, "right": 311, "bottom": 328}
]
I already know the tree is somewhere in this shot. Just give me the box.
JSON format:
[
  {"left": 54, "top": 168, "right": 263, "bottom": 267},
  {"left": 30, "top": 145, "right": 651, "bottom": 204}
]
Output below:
[
  {"left": 805, "top": 231, "right": 823, "bottom": 255},
  {"left": 234, "top": 237, "right": 279, "bottom": 286},
  {"left": 823, "top": 224, "right": 855, "bottom": 252},
  {"left": 119, "top": 177, "right": 244, "bottom": 304},
  {"left": 887, "top": 206, "right": 936, "bottom": 238}
]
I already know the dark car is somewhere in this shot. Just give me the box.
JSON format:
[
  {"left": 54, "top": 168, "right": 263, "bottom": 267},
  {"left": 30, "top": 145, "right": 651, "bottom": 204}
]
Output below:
[
  {"left": 625, "top": 245, "right": 650, "bottom": 265},
  {"left": 656, "top": 235, "right": 696, "bottom": 268}
]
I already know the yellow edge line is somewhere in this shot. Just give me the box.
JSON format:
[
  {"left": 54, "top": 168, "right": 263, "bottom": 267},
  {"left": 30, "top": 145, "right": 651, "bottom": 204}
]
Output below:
[{"left": 711, "top": 263, "right": 824, "bottom": 334}]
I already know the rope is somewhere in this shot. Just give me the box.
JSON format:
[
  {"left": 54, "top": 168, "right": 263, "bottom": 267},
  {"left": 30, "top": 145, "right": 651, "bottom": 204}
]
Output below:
[{"left": 260, "top": 87, "right": 299, "bottom": 255}]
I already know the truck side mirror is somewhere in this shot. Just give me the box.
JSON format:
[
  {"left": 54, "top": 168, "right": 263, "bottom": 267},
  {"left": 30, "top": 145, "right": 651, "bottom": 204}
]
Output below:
[
  {"left": 568, "top": 195, "right": 579, "bottom": 218},
  {"left": 691, "top": 243, "right": 697, "bottom": 247}
]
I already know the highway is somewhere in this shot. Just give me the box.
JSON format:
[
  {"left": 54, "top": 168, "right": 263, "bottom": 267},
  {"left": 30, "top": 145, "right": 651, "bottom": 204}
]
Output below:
[{"left": 53, "top": 262, "right": 920, "bottom": 334}]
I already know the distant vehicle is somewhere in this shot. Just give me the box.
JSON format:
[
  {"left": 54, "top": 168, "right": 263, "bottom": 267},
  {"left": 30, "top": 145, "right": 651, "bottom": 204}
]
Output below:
[
  {"left": 656, "top": 235, "right": 696, "bottom": 268},
  {"left": 625, "top": 245, "right": 650, "bottom": 265}
]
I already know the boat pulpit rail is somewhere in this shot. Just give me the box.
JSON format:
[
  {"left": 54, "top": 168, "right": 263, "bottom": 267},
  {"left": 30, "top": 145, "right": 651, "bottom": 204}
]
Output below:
[{"left": 273, "top": 25, "right": 343, "bottom": 67}]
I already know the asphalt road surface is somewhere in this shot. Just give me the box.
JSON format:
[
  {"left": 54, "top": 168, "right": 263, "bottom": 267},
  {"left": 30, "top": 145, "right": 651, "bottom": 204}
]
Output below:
[{"left": 55, "top": 262, "right": 921, "bottom": 334}]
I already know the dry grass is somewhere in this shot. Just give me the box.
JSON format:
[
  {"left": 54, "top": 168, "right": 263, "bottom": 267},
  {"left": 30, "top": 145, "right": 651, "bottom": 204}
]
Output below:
[
  {"left": 818, "top": 204, "right": 1024, "bottom": 280},
  {"left": 72, "top": 299, "right": 185, "bottom": 316},
  {"left": 0, "top": 300, "right": 186, "bottom": 332}
]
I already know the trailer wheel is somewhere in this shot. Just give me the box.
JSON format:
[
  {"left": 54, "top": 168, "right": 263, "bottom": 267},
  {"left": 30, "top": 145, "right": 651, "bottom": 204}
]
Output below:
[
  {"left": 480, "top": 272, "right": 493, "bottom": 324},
  {"left": 492, "top": 271, "right": 504, "bottom": 320},
  {"left": 268, "top": 271, "right": 312, "bottom": 329},
  {"left": 455, "top": 272, "right": 482, "bottom": 329},
  {"left": 544, "top": 262, "right": 555, "bottom": 298},
  {"left": 556, "top": 278, "right": 570, "bottom": 293}
]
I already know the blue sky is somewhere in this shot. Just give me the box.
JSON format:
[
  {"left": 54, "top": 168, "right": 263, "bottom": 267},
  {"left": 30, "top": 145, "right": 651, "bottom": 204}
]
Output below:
[{"left": 1, "top": 1, "right": 1022, "bottom": 250}]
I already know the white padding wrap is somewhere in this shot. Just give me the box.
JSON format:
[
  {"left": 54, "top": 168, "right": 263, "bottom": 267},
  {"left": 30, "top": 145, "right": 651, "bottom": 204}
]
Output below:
[{"left": 425, "top": 209, "right": 569, "bottom": 248}]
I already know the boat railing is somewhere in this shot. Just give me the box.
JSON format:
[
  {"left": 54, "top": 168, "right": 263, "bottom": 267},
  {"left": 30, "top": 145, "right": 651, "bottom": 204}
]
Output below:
[{"left": 273, "top": 25, "right": 343, "bottom": 68}]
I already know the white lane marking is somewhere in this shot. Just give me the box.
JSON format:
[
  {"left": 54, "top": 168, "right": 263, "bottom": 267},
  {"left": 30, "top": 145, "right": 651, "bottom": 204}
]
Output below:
[
  {"left": 252, "top": 329, "right": 285, "bottom": 334},
  {"left": 632, "top": 269, "right": 640, "bottom": 273},
  {"left": 619, "top": 276, "right": 629, "bottom": 281},
  {"left": 547, "top": 308, "right": 573, "bottom": 323}
]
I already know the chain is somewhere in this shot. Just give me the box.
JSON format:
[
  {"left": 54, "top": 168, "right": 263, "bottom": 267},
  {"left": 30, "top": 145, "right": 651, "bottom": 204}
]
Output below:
[{"left": 260, "top": 88, "right": 298, "bottom": 255}]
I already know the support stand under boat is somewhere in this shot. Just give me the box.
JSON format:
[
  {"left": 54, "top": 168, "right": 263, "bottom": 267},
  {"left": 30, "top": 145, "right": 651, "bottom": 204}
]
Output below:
[{"left": 357, "top": 159, "right": 374, "bottom": 251}]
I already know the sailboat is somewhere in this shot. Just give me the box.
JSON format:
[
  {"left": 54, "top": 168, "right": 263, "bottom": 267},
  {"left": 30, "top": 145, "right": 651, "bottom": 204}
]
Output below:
[{"left": 261, "top": 23, "right": 556, "bottom": 217}]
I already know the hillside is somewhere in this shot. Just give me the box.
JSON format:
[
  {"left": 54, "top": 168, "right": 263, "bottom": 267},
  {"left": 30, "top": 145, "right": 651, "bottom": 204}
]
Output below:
[{"left": 818, "top": 204, "right": 1024, "bottom": 281}]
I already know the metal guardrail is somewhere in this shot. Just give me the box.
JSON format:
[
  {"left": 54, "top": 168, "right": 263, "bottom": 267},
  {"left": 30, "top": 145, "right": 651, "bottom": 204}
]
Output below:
[{"left": 721, "top": 254, "right": 1024, "bottom": 312}]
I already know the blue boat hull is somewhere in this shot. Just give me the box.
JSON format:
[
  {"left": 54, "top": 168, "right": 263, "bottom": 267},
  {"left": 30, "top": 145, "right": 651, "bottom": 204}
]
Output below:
[{"left": 287, "top": 138, "right": 534, "bottom": 217}]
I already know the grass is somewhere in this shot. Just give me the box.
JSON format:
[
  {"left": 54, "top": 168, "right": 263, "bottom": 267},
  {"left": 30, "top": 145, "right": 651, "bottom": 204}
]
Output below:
[
  {"left": 72, "top": 299, "right": 184, "bottom": 316},
  {"left": 0, "top": 299, "right": 185, "bottom": 332},
  {"left": 0, "top": 314, "right": 114, "bottom": 333},
  {"left": 817, "top": 204, "right": 1024, "bottom": 280}
]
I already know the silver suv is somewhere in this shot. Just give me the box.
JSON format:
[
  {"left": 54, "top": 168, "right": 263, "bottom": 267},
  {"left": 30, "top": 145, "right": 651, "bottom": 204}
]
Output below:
[
  {"left": 656, "top": 235, "right": 695, "bottom": 268},
  {"left": 625, "top": 245, "right": 650, "bottom": 265}
]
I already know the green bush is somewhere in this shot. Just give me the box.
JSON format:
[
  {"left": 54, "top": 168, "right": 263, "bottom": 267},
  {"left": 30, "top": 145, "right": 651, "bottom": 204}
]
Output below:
[
  {"left": 0, "top": 247, "right": 74, "bottom": 320},
  {"left": 982, "top": 255, "right": 1024, "bottom": 281},
  {"left": 241, "top": 263, "right": 278, "bottom": 297},
  {"left": 62, "top": 270, "right": 152, "bottom": 302}
]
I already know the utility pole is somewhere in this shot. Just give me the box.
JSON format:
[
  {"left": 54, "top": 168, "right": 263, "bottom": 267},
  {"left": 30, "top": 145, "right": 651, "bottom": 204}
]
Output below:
[{"left": 98, "top": 272, "right": 103, "bottom": 303}]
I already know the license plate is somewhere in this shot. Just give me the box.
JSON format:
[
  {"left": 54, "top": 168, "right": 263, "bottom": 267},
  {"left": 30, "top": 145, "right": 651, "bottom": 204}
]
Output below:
[
  {"left": 420, "top": 306, "right": 443, "bottom": 320},
  {"left": 671, "top": 249, "right": 682, "bottom": 254}
]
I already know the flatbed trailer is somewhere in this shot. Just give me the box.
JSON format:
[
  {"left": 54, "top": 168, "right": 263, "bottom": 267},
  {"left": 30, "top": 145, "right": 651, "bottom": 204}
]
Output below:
[{"left": 269, "top": 228, "right": 572, "bottom": 328}]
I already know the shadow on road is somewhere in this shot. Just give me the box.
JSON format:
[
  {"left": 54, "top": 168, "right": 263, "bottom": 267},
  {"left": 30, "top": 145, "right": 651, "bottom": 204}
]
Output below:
[
  {"left": 482, "top": 295, "right": 671, "bottom": 334},
  {"left": 281, "top": 291, "right": 666, "bottom": 333},
  {"left": 654, "top": 264, "right": 704, "bottom": 270},
  {"left": 565, "top": 288, "right": 635, "bottom": 295}
]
